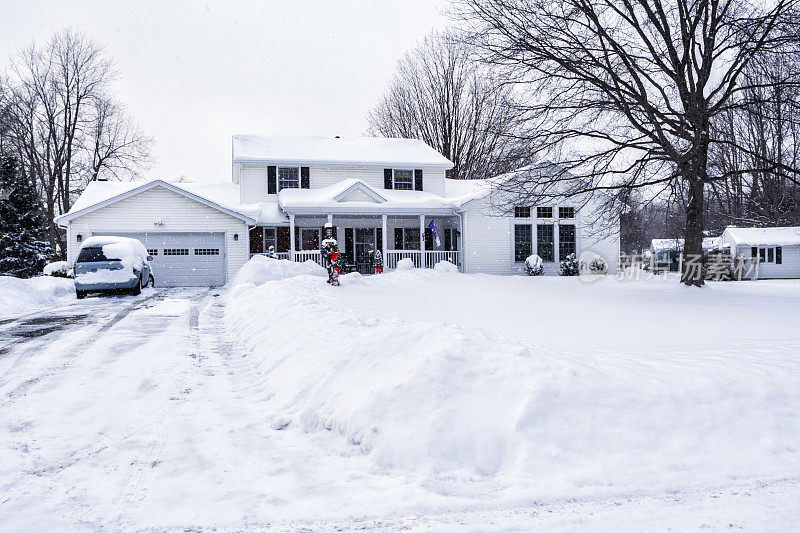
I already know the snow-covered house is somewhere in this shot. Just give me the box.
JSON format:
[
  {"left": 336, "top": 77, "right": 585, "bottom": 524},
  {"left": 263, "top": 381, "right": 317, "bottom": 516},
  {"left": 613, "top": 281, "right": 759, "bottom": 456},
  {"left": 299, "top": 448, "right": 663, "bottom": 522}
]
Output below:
[
  {"left": 649, "top": 237, "right": 721, "bottom": 272},
  {"left": 56, "top": 135, "right": 619, "bottom": 286},
  {"left": 718, "top": 226, "right": 800, "bottom": 279}
]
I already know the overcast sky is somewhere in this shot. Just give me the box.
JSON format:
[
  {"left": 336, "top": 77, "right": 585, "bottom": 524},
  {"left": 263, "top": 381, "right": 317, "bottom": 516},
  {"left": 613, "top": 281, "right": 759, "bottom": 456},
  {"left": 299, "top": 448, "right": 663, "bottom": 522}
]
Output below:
[{"left": 1, "top": 0, "right": 450, "bottom": 183}]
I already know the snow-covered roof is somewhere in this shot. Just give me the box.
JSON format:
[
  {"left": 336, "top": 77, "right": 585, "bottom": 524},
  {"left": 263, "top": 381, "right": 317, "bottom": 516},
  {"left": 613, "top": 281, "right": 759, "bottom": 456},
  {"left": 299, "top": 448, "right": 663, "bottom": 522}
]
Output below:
[
  {"left": 57, "top": 179, "right": 259, "bottom": 225},
  {"left": 444, "top": 162, "right": 571, "bottom": 207},
  {"left": 278, "top": 179, "right": 456, "bottom": 215},
  {"left": 232, "top": 134, "right": 454, "bottom": 169},
  {"left": 722, "top": 226, "right": 800, "bottom": 246},
  {"left": 650, "top": 237, "right": 721, "bottom": 252}
]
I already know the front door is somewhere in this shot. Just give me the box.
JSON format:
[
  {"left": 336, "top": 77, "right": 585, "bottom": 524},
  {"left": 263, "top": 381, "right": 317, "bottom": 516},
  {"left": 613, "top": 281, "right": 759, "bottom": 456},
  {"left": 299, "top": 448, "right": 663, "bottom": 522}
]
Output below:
[{"left": 355, "top": 228, "right": 375, "bottom": 273}]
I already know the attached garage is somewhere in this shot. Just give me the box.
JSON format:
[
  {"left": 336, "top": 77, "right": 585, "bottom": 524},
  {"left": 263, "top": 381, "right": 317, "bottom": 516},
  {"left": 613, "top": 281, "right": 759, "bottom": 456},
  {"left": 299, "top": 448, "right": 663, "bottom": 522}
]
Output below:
[
  {"left": 95, "top": 232, "right": 227, "bottom": 287},
  {"left": 56, "top": 180, "right": 256, "bottom": 287}
]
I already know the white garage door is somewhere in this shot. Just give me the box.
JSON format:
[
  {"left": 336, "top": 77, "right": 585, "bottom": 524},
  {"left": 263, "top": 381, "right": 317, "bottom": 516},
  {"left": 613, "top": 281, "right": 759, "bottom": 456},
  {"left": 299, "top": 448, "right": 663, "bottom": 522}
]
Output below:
[{"left": 94, "top": 232, "right": 226, "bottom": 287}]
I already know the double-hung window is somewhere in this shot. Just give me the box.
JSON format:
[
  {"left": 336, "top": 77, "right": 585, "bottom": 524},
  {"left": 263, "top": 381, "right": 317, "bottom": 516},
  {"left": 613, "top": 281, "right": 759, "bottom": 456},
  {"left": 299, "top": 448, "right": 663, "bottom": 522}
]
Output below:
[
  {"left": 392, "top": 169, "right": 414, "bottom": 190},
  {"left": 559, "top": 224, "right": 576, "bottom": 260},
  {"left": 537, "top": 224, "right": 554, "bottom": 262},
  {"left": 393, "top": 227, "right": 421, "bottom": 250},
  {"left": 514, "top": 225, "right": 532, "bottom": 262},
  {"left": 278, "top": 166, "right": 300, "bottom": 190}
]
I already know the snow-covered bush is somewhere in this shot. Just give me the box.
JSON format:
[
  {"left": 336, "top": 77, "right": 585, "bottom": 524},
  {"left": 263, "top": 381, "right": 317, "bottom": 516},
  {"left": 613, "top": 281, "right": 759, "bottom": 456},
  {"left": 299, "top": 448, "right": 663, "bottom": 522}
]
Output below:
[
  {"left": 396, "top": 257, "right": 415, "bottom": 270},
  {"left": 524, "top": 254, "right": 544, "bottom": 276},
  {"left": 559, "top": 253, "right": 579, "bottom": 276},
  {"left": 433, "top": 260, "right": 458, "bottom": 273},
  {"left": 0, "top": 276, "right": 75, "bottom": 320},
  {"left": 43, "top": 261, "right": 72, "bottom": 278},
  {"left": 588, "top": 255, "right": 608, "bottom": 274}
]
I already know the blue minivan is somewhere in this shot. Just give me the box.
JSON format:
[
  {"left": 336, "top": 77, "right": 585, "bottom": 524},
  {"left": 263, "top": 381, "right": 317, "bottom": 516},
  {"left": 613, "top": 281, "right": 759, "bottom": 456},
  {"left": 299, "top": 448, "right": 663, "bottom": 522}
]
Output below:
[{"left": 73, "top": 236, "right": 154, "bottom": 299}]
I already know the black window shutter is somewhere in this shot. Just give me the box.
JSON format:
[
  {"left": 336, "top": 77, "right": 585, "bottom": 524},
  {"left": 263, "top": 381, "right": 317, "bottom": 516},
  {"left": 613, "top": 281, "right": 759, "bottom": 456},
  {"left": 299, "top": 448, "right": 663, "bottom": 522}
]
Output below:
[
  {"left": 267, "top": 166, "right": 277, "bottom": 194},
  {"left": 301, "top": 167, "right": 310, "bottom": 189},
  {"left": 424, "top": 228, "right": 434, "bottom": 250},
  {"left": 414, "top": 169, "right": 423, "bottom": 191},
  {"left": 376, "top": 228, "right": 383, "bottom": 251},
  {"left": 384, "top": 168, "right": 393, "bottom": 189},
  {"left": 444, "top": 228, "right": 452, "bottom": 251},
  {"left": 751, "top": 246, "right": 758, "bottom": 258},
  {"left": 776, "top": 246, "right": 782, "bottom": 264},
  {"left": 394, "top": 228, "right": 403, "bottom": 249},
  {"left": 345, "top": 228, "right": 355, "bottom": 262}
]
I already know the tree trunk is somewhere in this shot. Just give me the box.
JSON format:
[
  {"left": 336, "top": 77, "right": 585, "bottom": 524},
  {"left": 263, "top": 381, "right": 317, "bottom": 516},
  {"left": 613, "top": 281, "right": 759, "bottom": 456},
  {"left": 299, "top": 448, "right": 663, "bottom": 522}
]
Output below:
[{"left": 682, "top": 175, "right": 706, "bottom": 287}]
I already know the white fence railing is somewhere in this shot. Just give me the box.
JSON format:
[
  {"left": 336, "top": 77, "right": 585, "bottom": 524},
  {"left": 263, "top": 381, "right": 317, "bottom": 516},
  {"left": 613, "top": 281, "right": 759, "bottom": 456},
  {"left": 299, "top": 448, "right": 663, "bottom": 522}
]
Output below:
[
  {"left": 252, "top": 250, "right": 460, "bottom": 271},
  {"left": 385, "top": 250, "right": 461, "bottom": 270}
]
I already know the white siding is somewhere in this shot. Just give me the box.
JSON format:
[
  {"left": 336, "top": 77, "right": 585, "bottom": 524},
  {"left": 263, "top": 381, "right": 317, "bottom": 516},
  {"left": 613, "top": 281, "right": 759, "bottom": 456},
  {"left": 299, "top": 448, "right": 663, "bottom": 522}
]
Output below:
[
  {"left": 238, "top": 163, "right": 447, "bottom": 203},
  {"left": 732, "top": 243, "right": 800, "bottom": 279},
  {"left": 460, "top": 196, "right": 620, "bottom": 275},
  {"left": 66, "top": 186, "right": 250, "bottom": 283}
]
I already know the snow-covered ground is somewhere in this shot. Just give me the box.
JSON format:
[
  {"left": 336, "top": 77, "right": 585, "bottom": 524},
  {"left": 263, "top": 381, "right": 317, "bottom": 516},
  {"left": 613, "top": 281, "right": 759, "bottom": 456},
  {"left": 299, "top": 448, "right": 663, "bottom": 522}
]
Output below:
[{"left": 1, "top": 260, "right": 798, "bottom": 531}]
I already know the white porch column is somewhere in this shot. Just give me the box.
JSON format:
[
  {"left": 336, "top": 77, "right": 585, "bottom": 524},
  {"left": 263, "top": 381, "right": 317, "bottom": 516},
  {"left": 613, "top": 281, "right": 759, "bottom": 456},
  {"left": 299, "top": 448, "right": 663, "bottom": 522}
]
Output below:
[
  {"left": 381, "top": 214, "right": 388, "bottom": 260},
  {"left": 289, "top": 214, "right": 296, "bottom": 261},
  {"left": 458, "top": 213, "right": 465, "bottom": 273},
  {"left": 327, "top": 214, "right": 333, "bottom": 225},
  {"left": 419, "top": 214, "right": 425, "bottom": 268}
]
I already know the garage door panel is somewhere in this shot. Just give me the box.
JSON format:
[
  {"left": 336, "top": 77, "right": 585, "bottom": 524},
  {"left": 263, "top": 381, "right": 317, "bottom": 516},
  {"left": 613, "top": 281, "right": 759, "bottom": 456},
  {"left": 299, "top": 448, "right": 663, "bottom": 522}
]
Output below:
[{"left": 93, "top": 232, "right": 226, "bottom": 287}]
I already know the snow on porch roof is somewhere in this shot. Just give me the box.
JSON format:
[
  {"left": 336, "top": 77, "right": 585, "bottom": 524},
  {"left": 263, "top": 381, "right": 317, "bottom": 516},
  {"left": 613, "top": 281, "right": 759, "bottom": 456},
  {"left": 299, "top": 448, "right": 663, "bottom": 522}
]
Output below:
[
  {"left": 277, "top": 178, "right": 457, "bottom": 215},
  {"left": 723, "top": 226, "right": 800, "bottom": 246},
  {"left": 232, "top": 134, "right": 454, "bottom": 169}
]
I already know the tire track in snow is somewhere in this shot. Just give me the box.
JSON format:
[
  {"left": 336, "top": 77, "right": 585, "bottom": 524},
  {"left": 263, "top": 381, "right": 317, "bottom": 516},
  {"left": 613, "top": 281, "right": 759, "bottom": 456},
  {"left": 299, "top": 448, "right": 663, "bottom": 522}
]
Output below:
[
  {"left": 0, "top": 290, "right": 166, "bottom": 405},
  {"left": 110, "top": 289, "right": 211, "bottom": 524}
]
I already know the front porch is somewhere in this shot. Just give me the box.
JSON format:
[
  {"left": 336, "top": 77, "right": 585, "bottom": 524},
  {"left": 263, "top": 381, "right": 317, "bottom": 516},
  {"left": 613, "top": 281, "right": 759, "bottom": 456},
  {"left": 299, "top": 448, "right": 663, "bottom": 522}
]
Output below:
[{"left": 249, "top": 213, "right": 463, "bottom": 273}]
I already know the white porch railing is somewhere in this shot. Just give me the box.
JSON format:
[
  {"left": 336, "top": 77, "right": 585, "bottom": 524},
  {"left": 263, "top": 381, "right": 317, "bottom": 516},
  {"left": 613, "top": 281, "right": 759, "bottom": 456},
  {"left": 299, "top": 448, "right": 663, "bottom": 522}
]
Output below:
[
  {"left": 293, "top": 250, "right": 323, "bottom": 265},
  {"left": 385, "top": 250, "right": 461, "bottom": 270},
  {"left": 249, "top": 252, "right": 290, "bottom": 260}
]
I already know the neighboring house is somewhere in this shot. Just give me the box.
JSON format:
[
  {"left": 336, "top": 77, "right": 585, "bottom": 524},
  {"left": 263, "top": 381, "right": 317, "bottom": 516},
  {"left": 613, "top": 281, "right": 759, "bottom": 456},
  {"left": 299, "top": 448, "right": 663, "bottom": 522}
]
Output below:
[
  {"left": 56, "top": 135, "right": 619, "bottom": 286},
  {"left": 718, "top": 226, "right": 800, "bottom": 279},
  {"left": 649, "top": 237, "right": 721, "bottom": 272}
]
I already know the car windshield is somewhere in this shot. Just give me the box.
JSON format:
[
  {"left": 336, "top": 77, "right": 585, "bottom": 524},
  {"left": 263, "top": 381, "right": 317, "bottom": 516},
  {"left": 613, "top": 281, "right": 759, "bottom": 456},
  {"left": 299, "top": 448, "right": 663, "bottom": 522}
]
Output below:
[{"left": 76, "top": 246, "right": 120, "bottom": 263}]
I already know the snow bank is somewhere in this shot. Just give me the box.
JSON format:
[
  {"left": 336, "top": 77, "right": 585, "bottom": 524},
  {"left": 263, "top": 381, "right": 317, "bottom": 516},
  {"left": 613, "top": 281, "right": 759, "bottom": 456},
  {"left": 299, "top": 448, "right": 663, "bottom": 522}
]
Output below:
[
  {"left": 229, "top": 255, "right": 326, "bottom": 298},
  {"left": 224, "top": 269, "right": 800, "bottom": 499},
  {"left": 225, "top": 272, "right": 540, "bottom": 479},
  {"left": 0, "top": 275, "right": 75, "bottom": 320}
]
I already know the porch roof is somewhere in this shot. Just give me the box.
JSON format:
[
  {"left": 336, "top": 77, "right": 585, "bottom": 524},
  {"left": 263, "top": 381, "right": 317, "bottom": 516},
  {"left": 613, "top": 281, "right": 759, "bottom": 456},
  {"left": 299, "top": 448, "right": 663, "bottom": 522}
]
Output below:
[{"left": 277, "top": 179, "right": 458, "bottom": 216}]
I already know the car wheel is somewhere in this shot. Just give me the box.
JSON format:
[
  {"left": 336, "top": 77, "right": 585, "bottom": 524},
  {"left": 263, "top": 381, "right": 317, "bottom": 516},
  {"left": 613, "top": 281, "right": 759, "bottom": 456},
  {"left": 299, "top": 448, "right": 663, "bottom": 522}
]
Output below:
[
  {"left": 76, "top": 290, "right": 86, "bottom": 299},
  {"left": 148, "top": 274, "right": 155, "bottom": 288},
  {"left": 131, "top": 276, "right": 142, "bottom": 296}
]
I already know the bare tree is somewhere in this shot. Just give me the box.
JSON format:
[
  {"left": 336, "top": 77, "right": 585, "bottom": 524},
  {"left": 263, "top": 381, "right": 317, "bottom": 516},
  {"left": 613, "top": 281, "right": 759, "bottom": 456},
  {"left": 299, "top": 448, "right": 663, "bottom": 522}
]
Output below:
[
  {"left": 456, "top": 0, "right": 799, "bottom": 285},
  {"left": 3, "top": 29, "right": 151, "bottom": 255},
  {"left": 368, "top": 31, "right": 532, "bottom": 180}
]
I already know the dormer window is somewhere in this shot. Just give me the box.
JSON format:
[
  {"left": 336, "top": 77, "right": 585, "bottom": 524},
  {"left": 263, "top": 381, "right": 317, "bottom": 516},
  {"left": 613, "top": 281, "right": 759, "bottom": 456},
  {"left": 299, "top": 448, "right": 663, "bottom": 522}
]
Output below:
[
  {"left": 278, "top": 167, "right": 300, "bottom": 190},
  {"left": 392, "top": 169, "right": 414, "bottom": 190}
]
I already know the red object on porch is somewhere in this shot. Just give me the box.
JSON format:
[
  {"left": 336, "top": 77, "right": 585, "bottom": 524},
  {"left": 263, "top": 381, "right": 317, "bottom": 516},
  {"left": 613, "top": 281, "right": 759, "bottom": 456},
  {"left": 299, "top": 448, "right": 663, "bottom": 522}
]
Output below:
[{"left": 375, "top": 266, "right": 383, "bottom": 274}]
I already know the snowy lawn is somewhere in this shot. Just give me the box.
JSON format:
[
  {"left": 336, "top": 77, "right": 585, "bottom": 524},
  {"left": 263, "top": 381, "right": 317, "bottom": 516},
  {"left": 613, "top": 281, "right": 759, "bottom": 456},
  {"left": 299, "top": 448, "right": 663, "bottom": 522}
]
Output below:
[
  {"left": 0, "top": 275, "right": 75, "bottom": 320},
  {"left": 226, "top": 258, "right": 800, "bottom": 516}
]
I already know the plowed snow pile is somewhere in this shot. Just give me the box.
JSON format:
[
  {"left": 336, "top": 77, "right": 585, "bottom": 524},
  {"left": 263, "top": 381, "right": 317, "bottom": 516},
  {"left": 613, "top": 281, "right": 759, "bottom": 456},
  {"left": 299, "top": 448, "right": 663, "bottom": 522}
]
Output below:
[
  {"left": 225, "top": 259, "right": 800, "bottom": 499},
  {"left": 0, "top": 275, "right": 75, "bottom": 319}
]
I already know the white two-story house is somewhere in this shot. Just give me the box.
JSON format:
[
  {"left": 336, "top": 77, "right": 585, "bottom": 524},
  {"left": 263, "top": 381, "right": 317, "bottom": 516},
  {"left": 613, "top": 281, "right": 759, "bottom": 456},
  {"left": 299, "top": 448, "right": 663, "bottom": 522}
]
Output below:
[{"left": 56, "top": 135, "right": 619, "bottom": 286}]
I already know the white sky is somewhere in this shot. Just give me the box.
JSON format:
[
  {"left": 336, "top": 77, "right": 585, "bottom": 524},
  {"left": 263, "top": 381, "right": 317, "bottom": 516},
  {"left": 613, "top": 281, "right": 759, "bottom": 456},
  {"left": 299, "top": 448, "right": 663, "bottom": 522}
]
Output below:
[{"left": 1, "top": 0, "right": 450, "bottom": 183}]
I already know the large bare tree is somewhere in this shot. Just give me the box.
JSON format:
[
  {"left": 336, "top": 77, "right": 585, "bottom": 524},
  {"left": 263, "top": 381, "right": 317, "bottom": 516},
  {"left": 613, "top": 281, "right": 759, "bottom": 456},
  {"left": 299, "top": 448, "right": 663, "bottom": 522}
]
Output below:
[
  {"left": 456, "top": 0, "right": 799, "bottom": 285},
  {"left": 2, "top": 29, "right": 150, "bottom": 256},
  {"left": 368, "top": 31, "right": 532, "bottom": 180}
]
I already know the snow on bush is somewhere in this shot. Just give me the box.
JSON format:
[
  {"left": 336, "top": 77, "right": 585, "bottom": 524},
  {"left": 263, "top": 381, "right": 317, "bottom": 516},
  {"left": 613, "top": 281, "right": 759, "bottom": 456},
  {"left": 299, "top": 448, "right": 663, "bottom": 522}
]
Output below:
[
  {"left": 43, "top": 261, "right": 72, "bottom": 278},
  {"left": 229, "top": 255, "right": 326, "bottom": 298},
  {"left": 524, "top": 254, "right": 544, "bottom": 275},
  {"left": 0, "top": 275, "right": 75, "bottom": 320},
  {"left": 559, "top": 253, "right": 579, "bottom": 276},
  {"left": 395, "top": 257, "right": 415, "bottom": 270},
  {"left": 433, "top": 260, "right": 458, "bottom": 273}
]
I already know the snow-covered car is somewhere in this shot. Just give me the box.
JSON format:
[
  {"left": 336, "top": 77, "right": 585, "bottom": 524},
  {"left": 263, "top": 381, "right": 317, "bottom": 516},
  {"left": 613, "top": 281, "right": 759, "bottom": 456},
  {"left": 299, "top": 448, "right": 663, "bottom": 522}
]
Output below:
[{"left": 73, "top": 236, "right": 154, "bottom": 299}]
